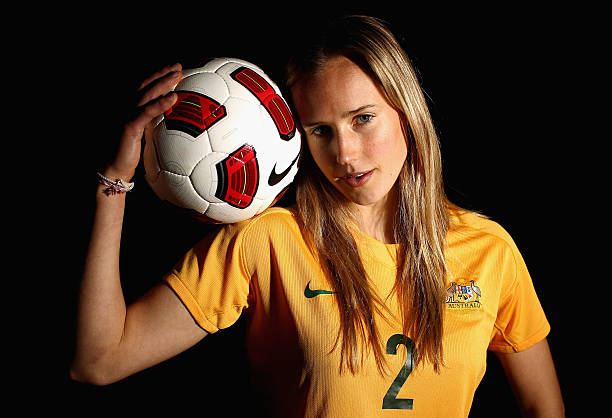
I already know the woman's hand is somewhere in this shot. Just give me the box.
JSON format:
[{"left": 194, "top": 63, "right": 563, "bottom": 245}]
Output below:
[{"left": 105, "top": 63, "right": 183, "bottom": 181}]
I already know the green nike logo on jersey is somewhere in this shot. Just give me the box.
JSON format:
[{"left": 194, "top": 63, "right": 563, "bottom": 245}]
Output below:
[{"left": 304, "top": 281, "right": 335, "bottom": 298}]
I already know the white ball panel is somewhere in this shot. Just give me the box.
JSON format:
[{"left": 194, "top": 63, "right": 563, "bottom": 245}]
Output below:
[
  {"left": 151, "top": 171, "right": 210, "bottom": 214},
  {"left": 180, "top": 67, "right": 210, "bottom": 78},
  {"left": 207, "top": 97, "right": 266, "bottom": 153},
  {"left": 175, "top": 72, "right": 229, "bottom": 104},
  {"left": 153, "top": 126, "right": 212, "bottom": 175},
  {"left": 190, "top": 152, "right": 228, "bottom": 203},
  {"left": 200, "top": 57, "right": 233, "bottom": 72}
]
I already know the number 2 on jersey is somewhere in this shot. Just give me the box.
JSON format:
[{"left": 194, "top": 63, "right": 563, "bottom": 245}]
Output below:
[{"left": 382, "top": 334, "right": 415, "bottom": 410}]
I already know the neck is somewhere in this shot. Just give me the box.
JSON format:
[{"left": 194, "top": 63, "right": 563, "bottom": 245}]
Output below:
[{"left": 350, "top": 192, "right": 398, "bottom": 244}]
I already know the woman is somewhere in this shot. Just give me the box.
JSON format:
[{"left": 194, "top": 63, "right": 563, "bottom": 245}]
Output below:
[{"left": 70, "top": 15, "right": 564, "bottom": 417}]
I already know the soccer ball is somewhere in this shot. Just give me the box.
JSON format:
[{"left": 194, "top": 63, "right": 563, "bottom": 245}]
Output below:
[{"left": 143, "top": 57, "right": 301, "bottom": 223}]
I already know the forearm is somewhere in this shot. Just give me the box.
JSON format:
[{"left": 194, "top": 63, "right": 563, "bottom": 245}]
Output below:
[{"left": 71, "top": 181, "right": 129, "bottom": 382}]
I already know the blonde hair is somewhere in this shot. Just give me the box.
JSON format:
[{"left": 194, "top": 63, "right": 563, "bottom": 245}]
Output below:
[{"left": 286, "top": 15, "right": 451, "bottom": 373}]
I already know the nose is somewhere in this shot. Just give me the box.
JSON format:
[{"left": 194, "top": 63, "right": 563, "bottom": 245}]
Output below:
[{"left": 335, "top": 129, "right": 360, "bottom": 165}]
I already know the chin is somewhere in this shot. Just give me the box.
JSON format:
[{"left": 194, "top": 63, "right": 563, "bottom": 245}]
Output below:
[{"left": 343, "top": 192, "right": 386, "bottom": 208}]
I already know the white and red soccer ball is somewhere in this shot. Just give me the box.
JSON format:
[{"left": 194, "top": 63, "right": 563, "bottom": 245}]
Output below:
[{"left": 143, "top": 57, "right": 301, "bottom": 223}]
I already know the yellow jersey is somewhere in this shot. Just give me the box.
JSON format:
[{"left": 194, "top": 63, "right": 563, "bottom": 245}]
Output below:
[{"left": 164, "top": 207, "right": 549, "bottom": 417}]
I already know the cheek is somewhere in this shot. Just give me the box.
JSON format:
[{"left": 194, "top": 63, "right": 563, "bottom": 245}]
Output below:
[
  {"left": 367, "top": 126, "right": 408, "bottom": 167},
  {"left": 389, "top": 140, "right": 409, "bottom": 177},
  {"left": 387, "top": 117, "right": 409, "bottom": 163},
  {"left": 394, "top": 137, "right": 408, "bottom": 161}
]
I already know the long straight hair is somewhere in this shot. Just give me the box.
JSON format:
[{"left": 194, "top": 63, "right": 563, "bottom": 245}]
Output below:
[{"left": 285, "top": 16, "right": 452, "bottom": 374}]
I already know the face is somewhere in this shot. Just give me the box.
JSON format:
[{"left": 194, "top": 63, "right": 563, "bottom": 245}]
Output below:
[{"left": 291, "top": 56, "right": 408, "bottom": 215}]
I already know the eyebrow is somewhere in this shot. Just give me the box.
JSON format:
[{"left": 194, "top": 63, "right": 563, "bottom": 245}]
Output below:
[{"left": 302, "top": 104, "right": 376, "bottom": 128}]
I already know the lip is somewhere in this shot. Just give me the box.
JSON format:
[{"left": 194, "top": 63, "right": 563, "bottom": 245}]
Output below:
[{"left": 337, "top": 170, "right": 374, "bottom": 187}]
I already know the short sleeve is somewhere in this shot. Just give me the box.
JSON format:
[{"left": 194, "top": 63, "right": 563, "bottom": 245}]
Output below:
[
  {"left": 164, "top": 223, "right": 252, "bottom": 334},
  {"left": 488, "top": 237, "right": 550, "bottom": 353}
]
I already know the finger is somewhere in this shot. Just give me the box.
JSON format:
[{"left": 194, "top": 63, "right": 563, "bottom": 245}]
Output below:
[
  {"left": 126, "top": 92, "right": 178, "bottom": 138},
  {"left": 136, "top": 69, "right": 182, "bottom": 107},
  {"left": 138, "top": 62, "right": 182, "bottom": 91}
]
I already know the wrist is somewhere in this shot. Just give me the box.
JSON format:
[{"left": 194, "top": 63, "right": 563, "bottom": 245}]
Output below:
[
  {"left": 102, "top": 165, "right": 135, "bottom": 184},
  {"left": 96, "top": 172, "right": 135, "bottom": 196}
]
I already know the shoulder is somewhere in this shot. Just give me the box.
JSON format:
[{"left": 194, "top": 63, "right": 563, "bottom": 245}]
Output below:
[
  {"left": 252, "top": 206, "right": 300, "bottom": 225},
  {"left": 215, "top": 206, "right": 303, "bottom": 247},
  {"left": 449, "top": 208, "right": 515, "bottom": 246},
  {"left": 233, "top": 206, "right": 299, "bottom": 232},
  {"left": 447, "top": 208, "right": 523, "bottom": 263},
  {"left": 446, "top": 209, "right": 532, "bottom": 295},
  {"left": 186, "top": 207, "right": 304, "bottom": 273}
]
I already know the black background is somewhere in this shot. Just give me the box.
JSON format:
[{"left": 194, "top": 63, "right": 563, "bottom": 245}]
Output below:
[{"left": 12, "top": 3, "right": 598, "bottom": 415}]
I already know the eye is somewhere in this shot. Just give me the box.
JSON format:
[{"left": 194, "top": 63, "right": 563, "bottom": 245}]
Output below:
[
  {"left": 311, "top": 125, "right": 331, "bottom": 137},
  {"left": 355, "top": 114, "right": 373, "bottom": 125}
]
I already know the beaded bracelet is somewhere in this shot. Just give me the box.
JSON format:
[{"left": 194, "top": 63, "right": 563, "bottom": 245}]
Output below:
[{"left": 96, "top": 172, "right": 135, "bottom": 196}]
